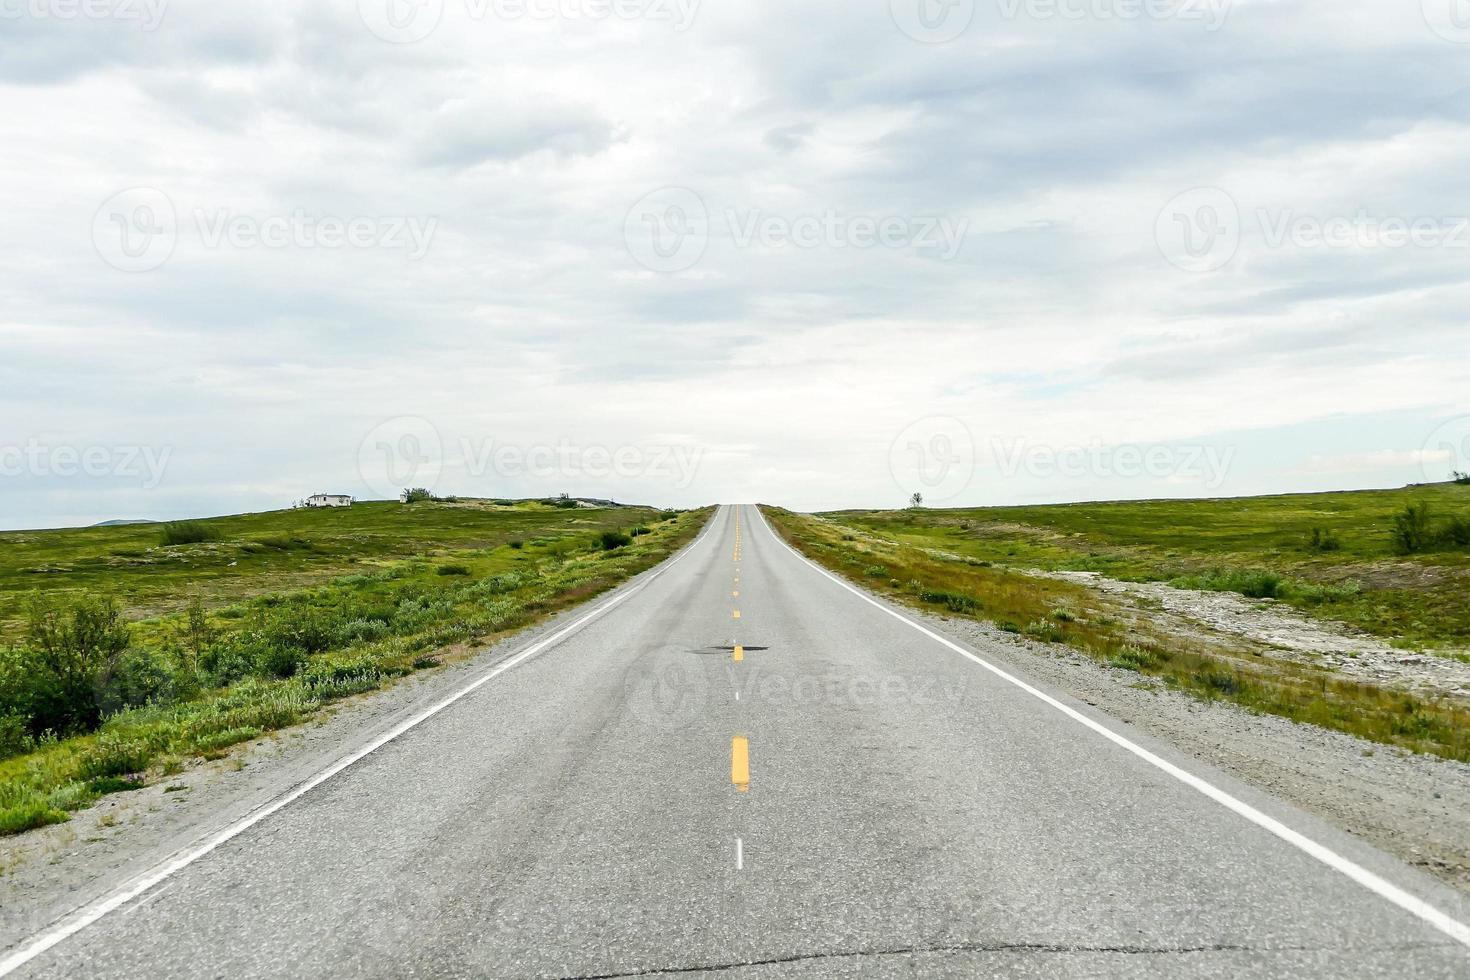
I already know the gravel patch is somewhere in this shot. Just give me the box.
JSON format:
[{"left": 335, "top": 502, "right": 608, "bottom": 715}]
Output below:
[{"left": 1033, "top": 569, "right": 1470, "bottom": 701}]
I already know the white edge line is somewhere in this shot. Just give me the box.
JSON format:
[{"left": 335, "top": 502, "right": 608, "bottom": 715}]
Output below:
[
  {"left": 751, "top": 506, "right": 1470, "bottom": 951},
  {"left": 0, "top": 508, "right": 725, "bottom": 976}
]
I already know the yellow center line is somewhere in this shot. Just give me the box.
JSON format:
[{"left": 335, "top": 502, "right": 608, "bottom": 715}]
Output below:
[
  {"left": 732, "top": 609, "right": 740, "bottom": 619},
  {"left": 731, "top": 736, "right": 750, "bottom": 792},
  {"left": 733, "top": 644, "right": 743, "bottom": 663}
]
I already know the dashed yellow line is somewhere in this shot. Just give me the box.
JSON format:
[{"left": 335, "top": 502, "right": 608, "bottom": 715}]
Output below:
[
  {"left": 733, "top": 644, "right": 744, "bottom": 663},
  {"left": 731, "top": 737, "right": 750, "bottom": 792},
  {"left": 732, "top": 609, "right": 740, "bottom": 619}
]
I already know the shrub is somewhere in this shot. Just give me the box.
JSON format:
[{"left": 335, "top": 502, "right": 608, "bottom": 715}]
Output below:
[
  {"left": 630, "top": 526, "right": 652, "bottom": 537},
  {"left": 159, "top": 522, "right": 220, "bottom": 546},
  {"left": 1307, "top": 527, "right": 1342, "bottom": 552},
  {"left": 437, "top": 564, "right": 472, "bottom": 576},
  {"left": 402, "top": 488, "right": 436, "bottom": 503},
  {"left": 1453, "top": 470, "right": 1470, "bottom": 486},
  {"left": 255, "top": 535, "right": 312, "bottom": 551},
  {"left": 252, "top": 644, "right": 308, "bottom": 679},
  {"left": 916, "top": 588, "right": 977, "bottom": 614},
  {"left": 1440, "top": 515, "right": 1470, "bottom": 547},
  {"left": 599, "top": 531, "right": 631, "bottom": 551},
  {"left": 1171, "top": 568, "right": 1282, "bottom": 599},
  {"left": 508, "top": 540, "right": 524, "bottom": 550},
  {"left": 0, "top": 799, "right": 67, "bottom": 836},
  {"left": 1, "top": 598, "right": 133, "bottom": 737},
  {"left": 1106, "top": 645, "right": 1163, "bottom": 672},
  {"left": 1391, "top": 503, "right": 1434, "bottom": 553},
  {"left": 78, "top": 732, "right": 153, "bottom": 779},
  {"left": 96, "top": 647, "right": 186, "bottom": 717},
  {"left": 1280, "top": 580, "right": 1361, "bottom": 605},
  {"left": 1024, "top": 619, "right": 1064, "bottom": 643},
  {"left": 0, "top": 714, "right": 32, "bottom": 760}
]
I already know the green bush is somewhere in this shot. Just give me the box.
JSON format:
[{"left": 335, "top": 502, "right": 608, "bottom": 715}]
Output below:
[
  {"left": 78, "top": 732, "right": 153, "bottom": 779},
  {"left": 96, "top": 647, "right": 189, "bottom": 717},
  {"left": 1170, "top": 568, "right": 1282, "bottom": 599},
  {"left": 0, "top": 598, "right": 133, "bottom": 738},
  {"left": 630, "top": 526, "right": 652, "bottom": 537},
  {"left": 916, "top": 588, "right": 977, "bottom": 614},
  {"left": 0, "top": 799, "right": 67, "bottom": 836},
  {"left": 1107, "top": 645, "right": 1163, "bottom": 672},
  {"left": 0, "top": 713, "right": 33, "bottom": 760},
  {"left": 160, "top": 522, "right": 220, "bottom": 546},
  {"left": 1307, "top": 527, "right": 1342, "bottom": 552},
  {"left": 1440, "top": 515, "right": 1470, "bottom": 547},
  {"left": 599, "top": 531, "right": 631, "bottom": 551},
  {"left": 401, "top": 488, "right": 436, "bottom": 503},
  {"left": 437, "top": 564, "right": 472, "bottom": 576},
  {"left": 255, "top": 535, "right": 312, "bottom": 551},
  {"left": 1391, "top": 502, "right": 1434, "bottom": 553}
]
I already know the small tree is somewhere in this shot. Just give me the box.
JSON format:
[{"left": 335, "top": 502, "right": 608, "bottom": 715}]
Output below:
[
  {"left": 402, "top": 487, "right": 435, "bottom": 503},
  {"left": 909, "top": 491, "right": 924, "bottom": 508},
  {"left": 1390, "top": 502, "right": 1434, "bottom": 553},
  {"left": 1453, "top": 470, "right": 1470, "bottom": 486}
]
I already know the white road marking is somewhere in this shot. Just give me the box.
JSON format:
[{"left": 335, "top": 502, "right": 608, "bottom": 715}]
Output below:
[
  {"left": 0, "top": 510, "right": 727, "bottom": 976},
  {"left": 752, "top": 506, "right": 1470, "bottom": 951},
  {"left": 736, "top": 837, "right": 744, "bottom": 870}
]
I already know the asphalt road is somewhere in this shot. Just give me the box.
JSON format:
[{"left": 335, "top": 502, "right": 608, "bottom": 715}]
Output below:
[{"left": 9, "top": 505, "right": 1470, "bottom": 978}]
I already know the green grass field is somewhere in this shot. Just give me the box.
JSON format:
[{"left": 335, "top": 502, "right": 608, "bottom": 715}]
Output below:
[
  {"left": 822, "top": 482, "right": 1470, "bottom": 651},
  {"left": 0, "top": 499, "right": 666, "bottom": 640},
  {"left": 0, "top": 500, "right": 711, "bottom": 836}
]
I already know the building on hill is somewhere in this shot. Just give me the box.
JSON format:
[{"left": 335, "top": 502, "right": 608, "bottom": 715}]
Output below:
[{"left": 303, "top": 493, "right": 353, "bottom": 508}]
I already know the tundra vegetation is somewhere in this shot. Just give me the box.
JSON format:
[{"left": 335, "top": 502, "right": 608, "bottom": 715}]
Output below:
[
  {"left": 762, "top": 481, "right": 1470, "bottom": 764},
  {"left": 0, "top": 500, "right": 708, "bottom": 835}
]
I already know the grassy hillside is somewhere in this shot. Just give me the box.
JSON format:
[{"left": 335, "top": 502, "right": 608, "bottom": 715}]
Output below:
[
  {"left": 0, "top": 500, "right": 710, "bottom": 835},
  {"left": 823, "top": 482, "right": 1470, "bottom": 651},
  {"left": 0, "top": 499, "right": 655, "bottom": 639}
]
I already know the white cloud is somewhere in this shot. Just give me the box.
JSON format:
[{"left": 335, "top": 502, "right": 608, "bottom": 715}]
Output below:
[{"left": 2, "top": 0, "right": 1469, "bottom": 526}]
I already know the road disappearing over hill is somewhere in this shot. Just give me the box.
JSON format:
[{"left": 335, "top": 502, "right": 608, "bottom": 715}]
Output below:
[{"left": 7, "top": 505, "right": 1469, "bottom": 978}]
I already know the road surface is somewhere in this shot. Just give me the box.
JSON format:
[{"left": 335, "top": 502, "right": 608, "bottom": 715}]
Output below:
[{"left": 7, "top": 505, "right": 1469, "bottom": 978}]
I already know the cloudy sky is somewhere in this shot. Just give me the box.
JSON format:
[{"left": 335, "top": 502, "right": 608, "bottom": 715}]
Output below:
[{"left": 2, "top": 0, "right": 1469, "bottom": 528}]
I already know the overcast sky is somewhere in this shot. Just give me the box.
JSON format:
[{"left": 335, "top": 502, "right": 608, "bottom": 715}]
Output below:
[{"left": 2, "top": 0, "right": 1469, "bottom": 528}]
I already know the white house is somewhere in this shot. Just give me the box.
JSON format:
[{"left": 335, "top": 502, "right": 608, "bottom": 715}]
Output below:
[{"left": 304, "top": 493, "right": 353, "bottom": 508}]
